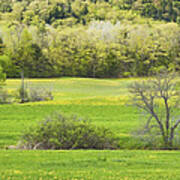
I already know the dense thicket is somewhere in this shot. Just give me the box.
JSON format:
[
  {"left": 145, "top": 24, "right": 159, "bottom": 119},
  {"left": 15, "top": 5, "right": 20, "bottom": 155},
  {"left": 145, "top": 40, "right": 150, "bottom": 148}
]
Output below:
[
  {"left": 0, "top": 0, "right": 180, "bottom": 24},
  {"left": 121, "top": 0, "right": 180, "bottom": 23},
  {"left": 0, "top": 0, "right": 179, "bottom": 78}
]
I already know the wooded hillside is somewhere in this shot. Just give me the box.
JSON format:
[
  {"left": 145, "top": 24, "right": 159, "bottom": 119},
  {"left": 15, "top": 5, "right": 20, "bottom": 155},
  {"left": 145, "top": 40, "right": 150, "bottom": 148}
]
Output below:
[{"left": 0, "top": 0, "right": 179, "bottom": 78}]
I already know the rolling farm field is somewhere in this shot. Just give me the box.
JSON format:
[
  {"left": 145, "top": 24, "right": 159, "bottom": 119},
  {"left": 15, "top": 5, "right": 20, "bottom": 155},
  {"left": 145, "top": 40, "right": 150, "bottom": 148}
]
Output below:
[{"left": 0, "top": 78, "right": 180, "bottom": 180}]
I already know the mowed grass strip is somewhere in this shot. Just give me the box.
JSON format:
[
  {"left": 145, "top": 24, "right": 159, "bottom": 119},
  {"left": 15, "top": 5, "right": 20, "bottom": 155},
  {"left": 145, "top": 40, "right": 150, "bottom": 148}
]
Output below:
[{"left": 1, "top": 150, "right": 180, "bottom": 180}]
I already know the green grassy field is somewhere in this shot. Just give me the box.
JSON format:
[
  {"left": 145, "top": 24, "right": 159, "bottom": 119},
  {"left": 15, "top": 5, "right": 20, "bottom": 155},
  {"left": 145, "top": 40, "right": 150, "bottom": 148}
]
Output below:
[
  {"left": 1, "top": 78, "right": 180, "bottom": 179},
  {"left": 1, "top": 150, "right": 180, "bottom": 180},
  {"left": 0, "top": 78, "right": 140, "bottom": 147}
]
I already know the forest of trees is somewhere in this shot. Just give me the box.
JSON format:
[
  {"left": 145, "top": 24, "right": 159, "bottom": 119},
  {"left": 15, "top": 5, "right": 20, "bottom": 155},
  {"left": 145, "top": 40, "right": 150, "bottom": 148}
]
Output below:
[{"left": 0, "top": 0, "right": 179, "bottom": 78}]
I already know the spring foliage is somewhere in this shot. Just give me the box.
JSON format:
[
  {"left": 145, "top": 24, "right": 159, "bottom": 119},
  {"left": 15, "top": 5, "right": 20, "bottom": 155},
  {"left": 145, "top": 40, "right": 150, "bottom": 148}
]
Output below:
[{"left": 0, "top": 0, "right": 179, "bottom": 78}]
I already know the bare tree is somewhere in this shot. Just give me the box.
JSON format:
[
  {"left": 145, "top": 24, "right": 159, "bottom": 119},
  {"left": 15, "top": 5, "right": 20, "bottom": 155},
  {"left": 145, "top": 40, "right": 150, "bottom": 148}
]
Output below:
[{"left": 129, "top": 72, "right": 180, "bottom": 149}]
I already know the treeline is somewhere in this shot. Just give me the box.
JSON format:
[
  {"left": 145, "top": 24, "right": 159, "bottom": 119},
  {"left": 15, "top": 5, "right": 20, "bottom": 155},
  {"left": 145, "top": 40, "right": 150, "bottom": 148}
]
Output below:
[
  {"left": 0, "top": 21, "right": 179, "bottom": 78},
  {"left": 0, "top": 0, "right": 179, "bottom": 78}
]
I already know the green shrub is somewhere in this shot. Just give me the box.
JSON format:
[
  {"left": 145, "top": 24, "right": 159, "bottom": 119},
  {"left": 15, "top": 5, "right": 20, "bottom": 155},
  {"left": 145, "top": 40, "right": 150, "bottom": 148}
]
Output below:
[
  {"left": 0, "top": 88, "right": 12, "bottom": 104},
  {"left": 28, "top": 87, "right": 53, "bottom": 102},
  {"left": 17, "top": 84, "right": 53, "bottom": 103},
  {"left": 19, "top": 113, "right": 118, "bottom": 150}
]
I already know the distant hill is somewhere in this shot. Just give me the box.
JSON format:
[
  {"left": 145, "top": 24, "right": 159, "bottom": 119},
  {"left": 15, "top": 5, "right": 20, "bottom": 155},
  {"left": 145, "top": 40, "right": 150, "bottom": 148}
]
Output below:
[{"left": 0, "top": 0, "right": 180, "bottom": 27}]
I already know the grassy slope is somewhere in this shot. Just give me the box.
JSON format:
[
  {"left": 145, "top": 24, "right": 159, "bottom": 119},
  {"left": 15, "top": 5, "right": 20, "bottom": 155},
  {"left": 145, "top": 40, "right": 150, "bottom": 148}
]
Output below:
[{"left": 0, "top": 78, "right": 180, "bottom": 179}]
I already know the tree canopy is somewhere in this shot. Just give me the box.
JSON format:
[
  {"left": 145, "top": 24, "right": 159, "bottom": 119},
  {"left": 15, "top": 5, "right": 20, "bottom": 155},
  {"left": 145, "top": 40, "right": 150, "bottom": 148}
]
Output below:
[{"left": 0, "top": 0, "right": 179, "bottom": 78}]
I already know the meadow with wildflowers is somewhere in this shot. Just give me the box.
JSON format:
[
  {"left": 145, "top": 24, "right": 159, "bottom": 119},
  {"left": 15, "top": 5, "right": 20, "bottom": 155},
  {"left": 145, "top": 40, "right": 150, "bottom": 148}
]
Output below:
[{"left": 0, "top": 78, "right": 180, "bottom": 179}]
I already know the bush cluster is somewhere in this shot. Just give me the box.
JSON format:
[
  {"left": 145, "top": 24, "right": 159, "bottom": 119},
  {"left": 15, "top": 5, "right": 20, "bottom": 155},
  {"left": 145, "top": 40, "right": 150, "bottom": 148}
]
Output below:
[
  {"left": 0, "top": 82, "right": 53, "bottom": 104},
  {"left": 0, "top": 88, "right": 12, "bottom": 104},
  {"left": 19, "top": 113, "right": 118, "bottom": 150},
  {"left": 18, "top": 85, "right": 53, "bottom": 103}
]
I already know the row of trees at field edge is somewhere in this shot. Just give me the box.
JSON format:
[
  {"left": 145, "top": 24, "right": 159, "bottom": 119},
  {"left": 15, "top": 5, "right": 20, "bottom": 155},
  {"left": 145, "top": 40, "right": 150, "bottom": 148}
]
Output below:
[
  {"left": 0, "top": 0, "right": 179, "bottom": 79},
  {"left": 0, "top": 21, "right": 179, "bottom": 78}
]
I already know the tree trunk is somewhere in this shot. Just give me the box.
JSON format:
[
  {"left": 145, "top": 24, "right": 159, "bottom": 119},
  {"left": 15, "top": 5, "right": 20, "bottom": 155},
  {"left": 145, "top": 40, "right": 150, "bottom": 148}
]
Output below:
[
  {"left": 163, "top": 134, "right": 173, "bottom": 149},
  {"left": 20, "top": 70, "right": 25, "bottom": 103}
]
